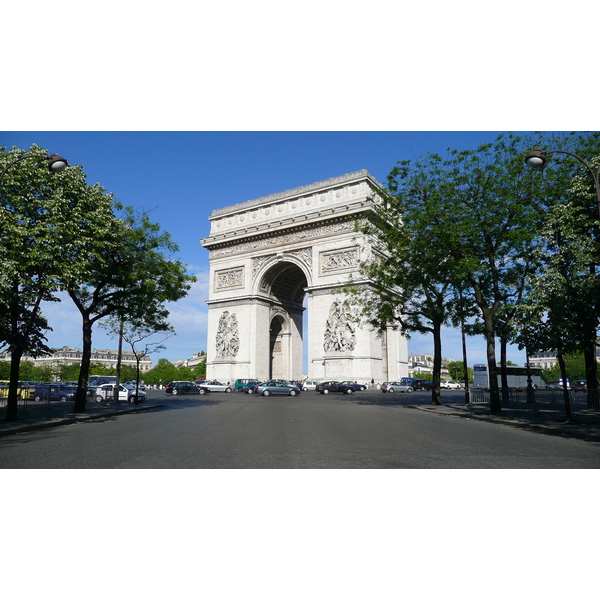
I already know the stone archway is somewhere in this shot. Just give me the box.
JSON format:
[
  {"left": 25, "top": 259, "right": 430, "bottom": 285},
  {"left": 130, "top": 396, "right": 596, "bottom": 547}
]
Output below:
[
  {"left": 260, "top": 261, "right": 308, "bottom": 380},
  {"left": 201, "top": 170, "right": 408, "bottom": 384}
]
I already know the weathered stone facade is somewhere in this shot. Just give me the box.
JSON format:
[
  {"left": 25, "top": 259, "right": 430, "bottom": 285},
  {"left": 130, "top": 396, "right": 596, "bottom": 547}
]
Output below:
[{"left": 200, "top": 170, "right": 409, "bottom": 384}]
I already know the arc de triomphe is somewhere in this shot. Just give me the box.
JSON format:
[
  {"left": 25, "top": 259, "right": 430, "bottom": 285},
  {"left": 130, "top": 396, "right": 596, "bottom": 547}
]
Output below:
[{"left": 200, "top": 170, "right": 408, "bottom": 384}]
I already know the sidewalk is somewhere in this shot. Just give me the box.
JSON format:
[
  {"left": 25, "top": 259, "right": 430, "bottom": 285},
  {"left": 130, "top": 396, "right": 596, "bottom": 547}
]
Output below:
[
  {"left": 0, "top": 400, "right": 164, "bottom": 437},
  {"left": 411, "top": 402, "right": 600, "bottom": 443}
]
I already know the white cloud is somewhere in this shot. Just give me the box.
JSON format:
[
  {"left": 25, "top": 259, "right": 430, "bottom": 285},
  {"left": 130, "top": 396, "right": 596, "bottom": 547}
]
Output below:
[{"left": 38, "top": 269, "right": 212, "bottom": 363}]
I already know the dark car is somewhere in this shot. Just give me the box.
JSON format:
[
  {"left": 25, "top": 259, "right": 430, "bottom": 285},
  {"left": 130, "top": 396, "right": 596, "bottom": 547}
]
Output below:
[
  {"left": 244, "top": 381, "right": 261, "bottom": 394},
  {"left": 401, "top": 377, "right": 432, "bottom": 391},
  {"left": 165, "top": 381, "right": 208, "bottom": 395},
  {"left": 340, "top": 381, "right": 367, "bottom": 391},
  {"left": 316, "top": 381, "right": 361, "bottom": 395},
  {"left": 33, "top": 383, "right": 77, "bottom": 402},
  {"left": 235, "top": 378, "right": 259, "bottom": 391}
]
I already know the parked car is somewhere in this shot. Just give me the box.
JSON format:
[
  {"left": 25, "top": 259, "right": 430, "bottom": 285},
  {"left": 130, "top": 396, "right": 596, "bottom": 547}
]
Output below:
[
  {"left": 244, "top": 381, "right": 261, "bottom": 394},
  {"left": 380, "top": 381, "right": 413, "bottom": 393},
  {"left": 32, "top": 383, "right": 77, "bottom": 402},
  {"left": 235, "top": 378, "right": 259, "bottom": 391},
  {"left": 400, "top": 377, "right": 431, "bottom": 391},
  {"left": 165, "top": 381, "right": 208, "bottom": 395},
  {"left": 93, "top": 383, "right": 147, "bottom": 403},
  {"left": 200, "top": 380, "right": 234, "bottom": 393},
  {"left": 124, "top": 381, "right": 146, "bottom": 391},
  {"left": 19, "top": 381, "right": 39, "bottom": 399},
  {"left": 441, "top": 381, "right": 461, "bottom": 389},
  {"left": 316, "top": 381, "right": 362, "bottom": 395},
  {"left": 0, "top": 381, "right": 39, "bottom": 399},
  {"left": 302, "top": 381, "right": 319, "bottom": 391},
  {"left": 340, "top": 381, "right": 367, "bottom": 391},
  {"left": 255, "top": 382, "right": 301, "bottom": 396}
]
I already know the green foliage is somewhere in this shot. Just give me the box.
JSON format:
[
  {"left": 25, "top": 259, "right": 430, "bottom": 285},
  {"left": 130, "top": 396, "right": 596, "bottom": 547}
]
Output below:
[
  {"left": 17, "top": 361, "right": 54, "bottom": 382},
  {"left": 1, "top": 145, "right": 120, "bottom": 418},
  {"left": 542, "top": 354, "right": 588, "bottom": 382},
  {"left": 66, "top": 204, "right": 196, "bottom": 409},
  {"left": 447, "top": 361, "right": 472, "bottom": 382},
  {"left": 0, "top": 362, "right": 10, "bottom": 379},
  {"left": 192, "top": 360, "right": 206, "bottom": 379},
  {"left": 144, "top": 358, "right": 180, "bottom": 385}
]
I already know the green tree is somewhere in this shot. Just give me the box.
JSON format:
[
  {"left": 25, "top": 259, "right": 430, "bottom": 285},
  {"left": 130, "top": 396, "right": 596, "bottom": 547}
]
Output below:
[
  {"left": 1, "top": 145, "right": 115, "bottom": 421},
  {"left": 67, "top": 210, "right": 195, "bottom": 411},
  {"left": 447, "top": 361, "right": 472, "bottom": 383},
  {"left": 374, "top": 134, "right": 547, "bottom": 413},
  {"left": 348, "top": 180, "right": 460, "bottom": 405},
  {"left": 145, "top": 358, "right": 180, "bottom": 386},
  {"left": 101, "top": 315, "right": 173, "bottom": 399},
  {"left": 542, "top": 354, "right": 587, "bottom": 383}
]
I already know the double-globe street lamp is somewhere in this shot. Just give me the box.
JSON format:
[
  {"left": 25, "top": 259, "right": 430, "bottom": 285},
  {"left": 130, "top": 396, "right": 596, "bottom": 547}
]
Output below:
[{"left": 525, "top": 146, "right": 600, "bottom": 409}]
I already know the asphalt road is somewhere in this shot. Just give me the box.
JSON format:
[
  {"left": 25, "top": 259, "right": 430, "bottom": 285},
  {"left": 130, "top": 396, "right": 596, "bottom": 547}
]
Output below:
[{"left": 1, "top": 389, "right": 599, "bottom": 468}]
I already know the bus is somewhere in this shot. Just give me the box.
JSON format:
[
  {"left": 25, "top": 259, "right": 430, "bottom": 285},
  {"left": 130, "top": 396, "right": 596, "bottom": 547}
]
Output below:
[{"left": 472, "top": 364, "right": 543, "bottom": 390}]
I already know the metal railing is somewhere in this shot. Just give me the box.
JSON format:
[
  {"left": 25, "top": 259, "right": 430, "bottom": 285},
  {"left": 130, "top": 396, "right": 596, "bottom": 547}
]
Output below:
[{"left": 469, "top": 388, "right": 599, "bottom": 412}]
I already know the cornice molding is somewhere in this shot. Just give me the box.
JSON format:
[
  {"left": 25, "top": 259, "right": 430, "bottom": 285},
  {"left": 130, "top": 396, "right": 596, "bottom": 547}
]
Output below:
[{"left": 209, "top": 170, "right": 380, "bottom": 219}]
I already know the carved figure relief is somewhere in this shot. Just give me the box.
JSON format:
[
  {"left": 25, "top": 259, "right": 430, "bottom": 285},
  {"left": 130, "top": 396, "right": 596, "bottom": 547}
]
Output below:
[
  {"left": 321, "top": 247, "right": 359, "bottom": 274},
  {"left": 215, "top": 267, "right": 244, "bottom": 290},
  {"left": 215, "top": 311, "right": 240, "bottom": 359},
  {"left": 323, "top": 300, "right": 356, "bottom": 353}
]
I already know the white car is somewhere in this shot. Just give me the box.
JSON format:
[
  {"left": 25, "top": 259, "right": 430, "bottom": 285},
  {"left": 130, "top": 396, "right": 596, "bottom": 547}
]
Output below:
[
  {"left": 93, "top": 383, "right": 147, "bottom": 403},
  {"left": 441, "top": 381, "right": 461, "bottom": 389},
  {"left": 302, "top": 381, "right": 318, "bottom": 391},
  {"left": 200, "top": 380, "right": 233, "bottom": 393}
]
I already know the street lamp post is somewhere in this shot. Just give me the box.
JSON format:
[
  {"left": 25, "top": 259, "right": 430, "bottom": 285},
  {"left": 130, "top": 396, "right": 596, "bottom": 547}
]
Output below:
[
  {"left": 525, "top": 147, "right": 600, "bottom": 410},
  {"left": 0, "top": 153, "right": 69, "bottom": 183},
  {"left": 525, "top": 148, "right": 600, "bottom": 217}
]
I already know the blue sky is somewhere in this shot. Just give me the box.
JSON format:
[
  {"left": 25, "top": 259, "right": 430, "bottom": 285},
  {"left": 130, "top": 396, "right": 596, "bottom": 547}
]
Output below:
[{"left": 4, "top": 131, "right": 535, "bottom": 368}]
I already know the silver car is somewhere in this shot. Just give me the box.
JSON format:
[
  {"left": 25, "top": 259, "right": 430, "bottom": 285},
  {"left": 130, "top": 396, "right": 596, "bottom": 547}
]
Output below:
[
  {"left": 380, "top": 381, "right": 413, "bottom": 393},
  {"left": 200, "top": 380, "right": 234, "bottom": 393},
  {"left": 256, "top": 382, "right": 301, "bottom": 396}
]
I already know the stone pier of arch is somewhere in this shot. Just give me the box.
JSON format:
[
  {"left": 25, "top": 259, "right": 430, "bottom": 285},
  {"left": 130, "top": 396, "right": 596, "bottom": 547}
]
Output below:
[{"left": 200, "top": 170, "right": 409, "bottom": 385}]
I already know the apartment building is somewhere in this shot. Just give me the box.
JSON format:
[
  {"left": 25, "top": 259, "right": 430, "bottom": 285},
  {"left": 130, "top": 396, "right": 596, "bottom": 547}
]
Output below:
[{"left": 0, "top": 346, "right": 153, "bottom": 371}]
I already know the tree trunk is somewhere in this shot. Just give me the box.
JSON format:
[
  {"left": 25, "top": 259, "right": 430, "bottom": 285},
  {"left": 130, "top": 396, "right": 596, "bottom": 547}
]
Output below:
[
  {"left": 482, "top": 311, "right": 501, "bottom": 413},
  {"left": 74, "top": 317, "right": 94, "bottom": 412},
  {"left": 557, "top": 351, "right": 572, "bottom": 421},
  {"left": 430, "top": 320, "right": 442, "bottom": 405},
  {"left": 584, "top": 343, "right": 599, "bottom": 410},
  {"left": 500, "top": 335, "right": 509, "bottom": 405},
  {"left": 114, "top": 317, "right": 124, "bottom": 404},
  {"left": 461, "top": 318, "right": 470, "bottom": 405},
  {"left": 5, "top": 348, "right": 23, "bottom": 422}
]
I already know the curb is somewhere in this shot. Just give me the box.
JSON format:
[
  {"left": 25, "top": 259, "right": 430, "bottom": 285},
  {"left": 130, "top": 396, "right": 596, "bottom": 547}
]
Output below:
[
  {"left": 0, "top": 404, "right": 165, "bottom": 437},
  {"left": 409, "top": 404, "right": 600, "bottom": 443}
]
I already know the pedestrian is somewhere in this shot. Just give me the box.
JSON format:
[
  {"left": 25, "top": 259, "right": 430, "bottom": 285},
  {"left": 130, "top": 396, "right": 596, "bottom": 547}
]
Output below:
[{"left": 371, "top": 378, "right": 375, "bottom": 387}]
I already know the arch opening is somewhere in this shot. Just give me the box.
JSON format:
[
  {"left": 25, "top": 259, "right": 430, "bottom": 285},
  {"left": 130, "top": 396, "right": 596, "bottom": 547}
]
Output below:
[{"left": 262, "top": 262, "right": 308, "bottom": 380}]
